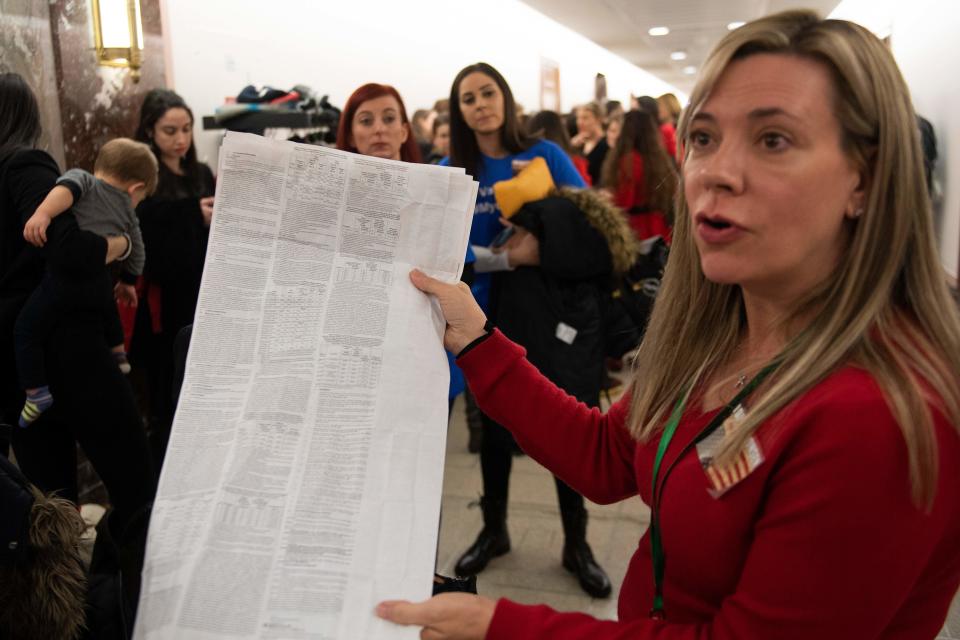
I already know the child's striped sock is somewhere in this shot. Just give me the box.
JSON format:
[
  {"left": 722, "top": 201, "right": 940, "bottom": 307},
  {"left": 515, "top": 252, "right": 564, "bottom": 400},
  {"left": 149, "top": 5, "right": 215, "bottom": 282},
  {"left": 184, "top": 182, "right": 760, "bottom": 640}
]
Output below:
[
  {"left": 113, "top": 350, "right": 132, "bottom": 374},
  {"left": 19, "top": 386, "right": 53, "bottom": 428}
]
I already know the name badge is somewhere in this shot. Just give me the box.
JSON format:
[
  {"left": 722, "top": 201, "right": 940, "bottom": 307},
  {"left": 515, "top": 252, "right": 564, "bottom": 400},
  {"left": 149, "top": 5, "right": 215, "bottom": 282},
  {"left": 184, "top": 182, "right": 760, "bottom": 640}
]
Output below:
[
  {"left": 555, "top": 322, "right": 578, "bottom": 345},
  {"left": 696, "top": 404, "right": 764, "bottom": 498}
]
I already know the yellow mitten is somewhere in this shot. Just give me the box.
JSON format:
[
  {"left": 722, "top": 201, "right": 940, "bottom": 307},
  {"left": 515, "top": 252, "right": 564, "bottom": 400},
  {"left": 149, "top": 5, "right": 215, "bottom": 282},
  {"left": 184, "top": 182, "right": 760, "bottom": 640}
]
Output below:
[{"left": 493, "top": 157, "right": 555, "bottom": 219}]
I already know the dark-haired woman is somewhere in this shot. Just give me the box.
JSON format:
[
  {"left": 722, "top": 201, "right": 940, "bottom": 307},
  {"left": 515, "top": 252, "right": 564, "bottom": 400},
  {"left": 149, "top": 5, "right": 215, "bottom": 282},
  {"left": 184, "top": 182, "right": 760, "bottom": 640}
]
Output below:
[
  {"left": 425, "top": 113, "right": 451, "bottom": 165},
  {"left": 526, "top": 110, "right": 591, "bottom": 186},
  {"left": 443, "top": 63, "right": 585, "bottom": 308},
  {"left": 637, "top": 95, "right": 678, "bottom": 160},
  {"left": 443, "top": 63, "right": 611, "bottom": 598},
  {"left": 132, "top": 89, "right": 215, "bottom": 464},
  {"left": 602, "top": 110, "right": 677, "bottom": 242},
  {"left": 1, "top": 73, "right": 155, "bottom": 528}
]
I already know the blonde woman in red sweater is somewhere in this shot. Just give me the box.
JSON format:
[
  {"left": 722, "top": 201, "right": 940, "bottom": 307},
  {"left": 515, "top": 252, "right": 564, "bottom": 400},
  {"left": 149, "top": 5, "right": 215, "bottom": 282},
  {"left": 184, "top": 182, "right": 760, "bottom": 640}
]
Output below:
[{"left": 379, "top": 10, "right": 960, "bottom": 639}]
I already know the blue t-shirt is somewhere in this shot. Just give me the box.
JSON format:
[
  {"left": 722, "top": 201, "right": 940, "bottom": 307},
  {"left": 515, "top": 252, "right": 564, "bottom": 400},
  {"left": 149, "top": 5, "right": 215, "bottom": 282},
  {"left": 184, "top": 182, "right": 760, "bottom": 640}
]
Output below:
[
  {"left": 448, "top": 243, "right": 475, "bottom": 400},
  {"left": 442, "top": 139, "right": 586, "bottom": 310}
]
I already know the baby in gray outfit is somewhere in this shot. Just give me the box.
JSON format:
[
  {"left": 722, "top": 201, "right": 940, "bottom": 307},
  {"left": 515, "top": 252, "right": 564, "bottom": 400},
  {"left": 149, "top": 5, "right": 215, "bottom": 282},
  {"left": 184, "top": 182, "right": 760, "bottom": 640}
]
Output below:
[{"left": 16, "top": 138, "right": 157, "bottom": 427}]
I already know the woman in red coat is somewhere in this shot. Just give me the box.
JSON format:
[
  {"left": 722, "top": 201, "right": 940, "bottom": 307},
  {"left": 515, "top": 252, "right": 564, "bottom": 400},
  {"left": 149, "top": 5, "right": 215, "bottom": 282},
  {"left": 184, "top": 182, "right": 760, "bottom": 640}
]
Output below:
[
  {"left": 602, "top": 110, "right": 677, "bottom": 242},
  {"left": 378, "top": 10, "right": 960, "bottom": 640}
]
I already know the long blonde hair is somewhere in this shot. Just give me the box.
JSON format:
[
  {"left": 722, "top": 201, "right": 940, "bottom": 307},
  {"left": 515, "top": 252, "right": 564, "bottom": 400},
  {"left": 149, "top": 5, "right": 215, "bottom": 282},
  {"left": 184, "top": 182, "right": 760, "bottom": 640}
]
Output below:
[
  {"left": 628, "top": 10, "right": 960, "bottom": 507},
  {"left": 657, "top": 93, "right": 682, "bottom": 125}
]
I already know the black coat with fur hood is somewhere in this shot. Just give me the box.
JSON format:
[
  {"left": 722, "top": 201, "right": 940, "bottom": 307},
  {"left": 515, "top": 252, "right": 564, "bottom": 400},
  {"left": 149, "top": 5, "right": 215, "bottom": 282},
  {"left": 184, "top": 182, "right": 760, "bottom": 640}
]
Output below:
[{"left": 489, "top": 188, "right": 637, "bottom": 403}]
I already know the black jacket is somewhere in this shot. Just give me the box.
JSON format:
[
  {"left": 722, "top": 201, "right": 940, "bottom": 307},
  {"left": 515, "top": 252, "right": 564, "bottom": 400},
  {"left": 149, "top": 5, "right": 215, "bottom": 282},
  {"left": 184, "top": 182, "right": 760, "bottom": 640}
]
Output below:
[
  {"left": 134, "top": 163, "right": 214, "bottom": 337},
  {"left": 0, "top": 150, "right": 106, "bottom": 295},
  {"left": 490, "top": 189, "right": 636, "bottom": 402},
  {"left": 0, "top": 149, "right": 108, "bottom": 418},
  {"left": 586, "top": 138, "right": 610, "bottom": 187}
]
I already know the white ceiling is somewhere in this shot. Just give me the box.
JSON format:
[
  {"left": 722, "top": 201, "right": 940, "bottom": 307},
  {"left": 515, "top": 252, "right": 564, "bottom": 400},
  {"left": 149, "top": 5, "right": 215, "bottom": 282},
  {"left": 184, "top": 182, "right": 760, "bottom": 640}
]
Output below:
[{"left": 519, "top": 0, "right": 842, "bottom": 94}]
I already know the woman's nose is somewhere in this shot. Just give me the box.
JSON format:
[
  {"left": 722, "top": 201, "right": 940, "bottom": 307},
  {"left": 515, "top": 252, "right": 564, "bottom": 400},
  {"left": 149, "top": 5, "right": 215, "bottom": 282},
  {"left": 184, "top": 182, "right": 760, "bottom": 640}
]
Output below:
[{"left": 694, "top": 141, "right": 745, "bottom": 195}]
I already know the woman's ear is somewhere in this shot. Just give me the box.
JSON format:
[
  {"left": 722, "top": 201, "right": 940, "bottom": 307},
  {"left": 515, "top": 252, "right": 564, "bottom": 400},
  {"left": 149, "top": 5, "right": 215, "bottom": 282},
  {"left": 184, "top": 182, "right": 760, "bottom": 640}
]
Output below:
[
  {"left": 401, "top": 122, "right": 410, "bottom": 144},
  {"left": 844, "top": 169, "right": 869, "bottom": 220}
]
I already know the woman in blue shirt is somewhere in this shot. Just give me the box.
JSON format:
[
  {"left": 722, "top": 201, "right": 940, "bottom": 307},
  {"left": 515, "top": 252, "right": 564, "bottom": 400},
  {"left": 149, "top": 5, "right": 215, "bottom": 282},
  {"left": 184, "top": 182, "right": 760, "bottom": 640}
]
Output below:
[
  {"left": 443, "top": 63, "right": 609, "bottom": 598},
  {"left": 442, "top": 63, "right": 586, "bottom": 308}
]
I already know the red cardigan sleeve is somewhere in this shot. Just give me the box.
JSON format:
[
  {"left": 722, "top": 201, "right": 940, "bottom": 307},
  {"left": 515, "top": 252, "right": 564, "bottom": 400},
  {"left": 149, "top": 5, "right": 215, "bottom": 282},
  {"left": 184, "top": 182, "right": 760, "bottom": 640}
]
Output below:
[
  {"left": 466, "top": 339, "right": 960, "bottom": 639},
  {"left": 660, "top": 124, "right": 677, "bottom": 159},
  {"left": 572, "top": 155, "right": 593, "bottom": 187},
  {"left": 457, "top": 330, "right": 638, "bottom": 504}
]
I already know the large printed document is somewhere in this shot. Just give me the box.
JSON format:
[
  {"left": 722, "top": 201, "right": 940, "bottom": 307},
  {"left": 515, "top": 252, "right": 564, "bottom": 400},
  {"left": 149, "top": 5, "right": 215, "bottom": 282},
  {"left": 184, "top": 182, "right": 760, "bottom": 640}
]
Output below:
[{"left": 134, "top": 132, "right": 478, "bottom": 639}]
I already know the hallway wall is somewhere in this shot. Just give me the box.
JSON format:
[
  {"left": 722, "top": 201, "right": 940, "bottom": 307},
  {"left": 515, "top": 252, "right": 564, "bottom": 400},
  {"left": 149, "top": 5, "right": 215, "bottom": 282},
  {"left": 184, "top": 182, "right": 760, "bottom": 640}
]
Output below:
[
  {"left": 1, "top": 0, "right": 167, "bottom": 171},
  {"left": 48, "top": 0, "right": 167, "bottom": 170},
  {"left": 161, "top": 0, "right": 679, "bottom": 168},
  {"left": 892, "top": 2, "right": 960, "bottom": 279},
  {"left": 0, "top": 0, "right": 65, "bottom": 167}
]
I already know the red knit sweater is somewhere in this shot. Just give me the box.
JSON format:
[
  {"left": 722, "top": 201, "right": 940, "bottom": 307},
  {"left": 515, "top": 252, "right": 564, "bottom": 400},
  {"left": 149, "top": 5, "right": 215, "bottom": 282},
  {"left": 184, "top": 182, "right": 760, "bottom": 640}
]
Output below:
[
  {"left": 612, "top": 151, "right": 671, "bottom": 243},
  {"left": 458, "top": 331, "right": 960, "bottom": 639}
]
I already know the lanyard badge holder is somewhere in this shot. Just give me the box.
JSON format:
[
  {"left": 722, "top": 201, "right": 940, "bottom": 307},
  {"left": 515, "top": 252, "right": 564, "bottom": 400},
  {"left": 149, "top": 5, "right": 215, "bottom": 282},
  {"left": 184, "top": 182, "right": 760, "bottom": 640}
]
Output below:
[{"left": 648, "top": 361, "right": 780, "bottom": 620}]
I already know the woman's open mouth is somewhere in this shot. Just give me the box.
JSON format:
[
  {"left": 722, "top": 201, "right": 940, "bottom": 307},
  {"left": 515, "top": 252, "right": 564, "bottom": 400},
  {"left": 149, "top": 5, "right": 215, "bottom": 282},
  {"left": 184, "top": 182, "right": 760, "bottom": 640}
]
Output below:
[{"left": 695, "top": 212, "right": 744, "bottom": 244}]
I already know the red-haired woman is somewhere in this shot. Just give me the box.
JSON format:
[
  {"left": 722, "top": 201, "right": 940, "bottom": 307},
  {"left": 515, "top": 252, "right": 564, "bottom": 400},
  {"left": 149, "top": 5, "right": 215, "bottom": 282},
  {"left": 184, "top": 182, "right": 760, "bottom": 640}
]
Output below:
[
  {"left": 337, "top": 83, "right": 474, "bottom": 416},
  {"left": 602, "top": 110, "right": 678, "bottom": 241},
  {"left": 336, "top": 83, "right": 421, "bottom": 162}
]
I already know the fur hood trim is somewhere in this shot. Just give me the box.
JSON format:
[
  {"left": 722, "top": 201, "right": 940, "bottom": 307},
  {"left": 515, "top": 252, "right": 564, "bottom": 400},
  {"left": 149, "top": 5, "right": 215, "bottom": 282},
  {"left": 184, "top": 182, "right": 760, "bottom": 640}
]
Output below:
[
  {"left": 0, "top": 489, "right": 88, "bottom": 640},
  {"left": 552, "top": 187, "right": 640, "bottom": 275}
]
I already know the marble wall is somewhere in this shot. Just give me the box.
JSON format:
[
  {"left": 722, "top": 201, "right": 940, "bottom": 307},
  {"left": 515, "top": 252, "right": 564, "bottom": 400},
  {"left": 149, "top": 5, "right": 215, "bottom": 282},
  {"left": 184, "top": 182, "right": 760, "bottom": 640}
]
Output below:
[
  {"left": 50, "top": 0, "right": 167, "bottom": 170},
  {"left": 0, "top": 0, "right": 67, "bottom": 167},
  {"left": 2, "top": 0, "right": 166, "bottom": 501},
  {"left": 1, "top": 0, "right": 166, "bottom": 171}
]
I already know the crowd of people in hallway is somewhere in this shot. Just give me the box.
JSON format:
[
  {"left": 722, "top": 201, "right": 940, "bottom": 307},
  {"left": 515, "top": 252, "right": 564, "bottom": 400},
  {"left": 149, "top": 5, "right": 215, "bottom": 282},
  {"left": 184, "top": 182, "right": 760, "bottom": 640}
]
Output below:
[{"left": 1, "top": 7, "right": 959, "bottom": 639}]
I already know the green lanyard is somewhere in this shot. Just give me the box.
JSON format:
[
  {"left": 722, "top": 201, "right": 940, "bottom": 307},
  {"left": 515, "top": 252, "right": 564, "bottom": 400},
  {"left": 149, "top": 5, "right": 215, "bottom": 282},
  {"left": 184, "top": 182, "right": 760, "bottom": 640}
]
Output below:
[{"left": 648, "top": 361, "right": 780, "bottom": 620}]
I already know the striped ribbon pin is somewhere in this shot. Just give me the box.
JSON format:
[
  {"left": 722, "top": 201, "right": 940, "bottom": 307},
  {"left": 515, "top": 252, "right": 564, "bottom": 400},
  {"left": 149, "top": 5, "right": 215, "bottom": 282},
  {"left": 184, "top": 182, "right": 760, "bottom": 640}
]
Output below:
[{"left": 696, "top": 404, "right": 764, "bottom": 498}]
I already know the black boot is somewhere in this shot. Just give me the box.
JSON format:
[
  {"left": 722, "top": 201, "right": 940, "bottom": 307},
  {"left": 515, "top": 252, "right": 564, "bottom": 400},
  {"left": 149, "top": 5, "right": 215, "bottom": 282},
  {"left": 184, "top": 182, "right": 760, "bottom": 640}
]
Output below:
[
  {"left": 467, "top": 424, "right": 483, "bottom": 454},
  {"left": 561, "top": 506, "right": 612, "bottom": 598},
  {"left": 454, "top": 497, "right": 510, "bottom": 576},
  {"left": 464, "top": 390, "right": 483, "bottom": 454}
]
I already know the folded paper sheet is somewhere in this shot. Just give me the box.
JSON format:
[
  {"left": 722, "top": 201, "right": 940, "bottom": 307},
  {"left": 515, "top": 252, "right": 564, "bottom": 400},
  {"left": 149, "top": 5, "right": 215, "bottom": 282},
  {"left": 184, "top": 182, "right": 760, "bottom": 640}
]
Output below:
[{"left": 134, "top": 132, "right": 478, "bottom": 639}]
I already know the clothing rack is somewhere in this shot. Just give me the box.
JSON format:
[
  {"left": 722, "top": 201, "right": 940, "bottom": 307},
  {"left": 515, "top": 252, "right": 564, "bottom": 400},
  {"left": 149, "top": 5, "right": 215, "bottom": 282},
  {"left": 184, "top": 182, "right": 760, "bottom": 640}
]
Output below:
[{"left": 201, "top": 111, "right": 330, "bottom": 136}]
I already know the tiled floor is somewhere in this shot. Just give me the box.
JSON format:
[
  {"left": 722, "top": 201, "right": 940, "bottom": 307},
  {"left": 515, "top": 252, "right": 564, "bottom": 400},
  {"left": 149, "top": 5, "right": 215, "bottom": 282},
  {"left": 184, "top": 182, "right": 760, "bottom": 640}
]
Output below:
[
  {"left": 437, "top": 392, "right": 960, "bottom": 637},
  {"left": 437, "top": 391, "right": 641, "bottom": 620}
]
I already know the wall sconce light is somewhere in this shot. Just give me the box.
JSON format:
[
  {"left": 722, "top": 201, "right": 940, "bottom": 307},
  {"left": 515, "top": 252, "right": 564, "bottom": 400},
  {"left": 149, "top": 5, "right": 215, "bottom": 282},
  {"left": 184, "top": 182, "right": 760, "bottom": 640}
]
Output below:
[{"left": 90, "top": 0, "right": 144, "bottom": 82}]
